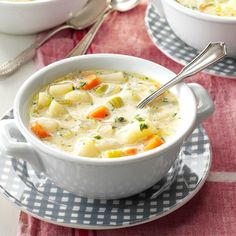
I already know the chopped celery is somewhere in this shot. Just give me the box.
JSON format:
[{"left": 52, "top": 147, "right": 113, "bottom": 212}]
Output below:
[
  {"left": 95, "top": 84, "right": 108, "bottom": 94},
  {"left": 106, "top": 85, "right": 121, "bottom": 95},
  {"left": 108, "top": 96, "right": 124, "bottom": 108}
]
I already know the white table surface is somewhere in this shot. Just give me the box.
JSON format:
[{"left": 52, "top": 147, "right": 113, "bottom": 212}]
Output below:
[{"left": 0, "top": 33, "right": 36, "bottom": 236}]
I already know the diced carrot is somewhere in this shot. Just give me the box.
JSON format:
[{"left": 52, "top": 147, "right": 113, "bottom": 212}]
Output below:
[
  {"left": 124, "top": 148, "right": 137, "bottom": 156},
  {"left": 30, "top": 122, "right": 51, "bottom": 139},
  {"left": 81, "top": 74, "right": 101, "bottom": 90},
  {"left": 143, "top": 133, "right": 155, "bottom": 141},
  {"left": 144, "top": 135, "right": 164, "bottom": 151},
  {"left": 88, "top": 106, "right": 109, "bottom": 119}
]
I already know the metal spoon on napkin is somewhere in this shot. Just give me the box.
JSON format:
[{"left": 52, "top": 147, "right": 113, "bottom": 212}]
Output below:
[
  {"left": 0, "top": 0, "right": 108, "bottom": 76},
  {"left": 137, "top": 42, "right": 227, "bottom": 109},
  {"left": 67, "top": 0, "right": 141, "bottom": 57}
]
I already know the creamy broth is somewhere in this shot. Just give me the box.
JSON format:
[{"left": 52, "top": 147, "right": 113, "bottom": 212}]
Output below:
[
  {"left": 177, "top": 0, "right": 236, "bottom": 16},
  {"left": 29, "top": 70, "right": 180, "bottom": 158}
]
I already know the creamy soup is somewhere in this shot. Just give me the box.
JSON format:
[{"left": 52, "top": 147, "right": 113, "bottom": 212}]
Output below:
[
  {"left": 29, "top": 70, "right": 180, "bottom": 158},
  {"left": 177, "top": 0, "right": 236, "bottom": 16}
]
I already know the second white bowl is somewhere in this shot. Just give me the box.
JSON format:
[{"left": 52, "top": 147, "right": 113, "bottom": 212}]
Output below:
[
  {"left": 150, "top": 0, "right": 236, "bottom": 58},
  {"left": 0, "top": 0, "right": 88, "bottom": 35}
]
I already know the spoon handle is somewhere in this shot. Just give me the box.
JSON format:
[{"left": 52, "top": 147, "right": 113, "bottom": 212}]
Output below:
[
  {"left": 137, "top": 42, "right": 227, "bottom": 109},
  {"left": 67, "top": 9, "right": 112, "bottom": 57},
  {"left": 178, "top": 42, "right": 227, "bottom": 78},
  {"left": 0, "top": 24, "right": 71, "bottom": 77}
]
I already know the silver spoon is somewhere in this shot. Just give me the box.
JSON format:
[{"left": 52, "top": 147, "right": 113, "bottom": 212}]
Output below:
[
  {"left": 67, "top": 0, "right": 141, "bottom": 57},
  {"left": 137, "top": 42, "right": 227, "bottom": 109},
  {"left": 0, "top": 0, "right": 108, "bottom": 77}
]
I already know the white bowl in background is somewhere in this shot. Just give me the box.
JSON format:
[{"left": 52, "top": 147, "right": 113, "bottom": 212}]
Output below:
[
  {"left": 150, "top": 0, "right": 236, "bottom": 58},
  {"left": 0, "top": 0, "right": 88, "bottom": 35},
  {"left": 0, "top": 54, "right": 214, "bottom": 199}
]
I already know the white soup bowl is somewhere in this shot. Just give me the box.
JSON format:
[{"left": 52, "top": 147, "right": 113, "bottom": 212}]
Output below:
[
  {"left": 150, "top": 0, "right": 236, "bottom": 58},
  {"left": 0, "top": 54, "right": 214, "bottom": 199}
]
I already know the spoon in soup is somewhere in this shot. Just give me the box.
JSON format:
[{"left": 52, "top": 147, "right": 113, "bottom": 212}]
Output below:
[
  {"left": 67, "top": 0, "right": 141, "bottom": 56},
  {"left": 137, "top": 42, "right": 227, "bottom": 109},
  {"left": 0, "top": 0, "right": 108, "bottom": 76}
]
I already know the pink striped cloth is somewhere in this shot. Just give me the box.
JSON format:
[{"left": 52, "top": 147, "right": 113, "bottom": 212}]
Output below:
[{"left": 17, "top": 2, "right": 236, "bottom": 236}]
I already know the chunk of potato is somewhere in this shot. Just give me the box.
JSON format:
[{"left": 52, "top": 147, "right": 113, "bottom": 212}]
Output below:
[
  {"left": 99, "top": 72, "right": 127, "bottom": 83},
  {"left": 48, "top": 100, "right": 66, "bottom": 117},
  {"left": 117, "top": 122, "right": 153, "bottom": 144},
  {"left": 96, "top": 138, "right": 121, "bottom": 151},
  {"left": 75, "top": 139, "right": 99, "bottom": 157},
  {"left": 123, "top": 91, "right": 141, "bottom": 103},
  {"left": 36, "top": 117, "right": 59, "bottom": 132},
  {"left": 99, "top": 125, "right": 114, "bottom": 136},
  {"left": 64, "top": 90, "right": 92, "bottom": 104},
  {"left": 49, "top": 83, "right": 73, "bottom": 97},
  {"left": 38, "top": 92, "right": 51, "bottom": 108}
]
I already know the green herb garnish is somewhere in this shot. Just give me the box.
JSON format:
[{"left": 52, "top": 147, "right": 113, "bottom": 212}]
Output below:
[
  {"left": 79, "top": 81, "right": 87, "bottom": 88},
  {"left": 135, "top": 115, "right": 145, "bottom": 122},
  {"left": 94, "top": 135, "right": 102, "bottom": 140},
  {"left": 115, "top": 117, "right": 127, "bottom": 123},
  {"left": 162, "top": 97, "right": 168, "bottom": 103},
  {"left": 140, "top": 123, "right": 149, "bottom": 131}
]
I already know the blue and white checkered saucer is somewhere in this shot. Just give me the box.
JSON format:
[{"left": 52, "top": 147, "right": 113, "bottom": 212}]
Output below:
[
  {"left": 145, "top": 4, "right": 236, "bottom": 79},
  {"left": 0, "top": 110, "right": 211, "bottom": 229}
]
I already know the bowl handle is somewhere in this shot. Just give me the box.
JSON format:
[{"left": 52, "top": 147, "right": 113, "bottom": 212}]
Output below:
[
  {"left": 0, "top": 119, "right": 45, "bottom": 173},
  {"left": 188, "top": 83, "right": 215, "bottom": 126},
  {"left": 149, "top": 0, "right": 165, "bottom": 18}
]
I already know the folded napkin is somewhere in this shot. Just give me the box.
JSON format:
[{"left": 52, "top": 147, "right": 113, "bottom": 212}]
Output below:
[{"left": 18, "top": 2, "right": 236, "bottom": 236}]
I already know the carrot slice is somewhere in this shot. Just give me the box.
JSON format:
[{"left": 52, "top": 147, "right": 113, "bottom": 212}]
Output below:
[
  {"left": 143, "top": 133, "right": 155, "bottom": 141},
  {"left": 88, "top": 106, "right": 109, "bottom": 119},
  {"left": 30, "top": 122, "right": 51, "bottom": 139},
  {"left": 144, "top": 135, "right": 164, "bottom": 151},
  {"left": 124, "top": 148, "right": 137, "bottom": 156},
  {"left": 81, "top": 74, "right": 101, "bottom": 90}
]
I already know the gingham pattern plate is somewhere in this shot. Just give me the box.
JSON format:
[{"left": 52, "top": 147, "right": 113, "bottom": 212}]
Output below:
[
  {"left": 0, "top": 110, "right": 211, "bottom": 229},
  {"left": 145, "top": 4, "right": 236, "bottom": 79}
]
